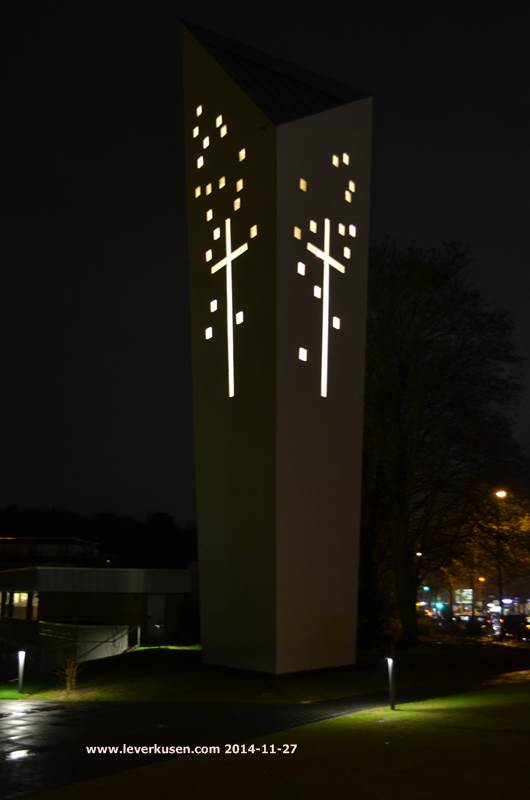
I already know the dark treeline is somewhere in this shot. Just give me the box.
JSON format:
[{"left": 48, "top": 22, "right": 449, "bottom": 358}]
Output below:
[{"left": 0, "top": 506, "right": 197, "bottom": 568}]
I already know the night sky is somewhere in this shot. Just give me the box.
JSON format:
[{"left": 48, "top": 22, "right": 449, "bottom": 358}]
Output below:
[{"left": 2, "top": 3, "right": 529, "bottom": 524}]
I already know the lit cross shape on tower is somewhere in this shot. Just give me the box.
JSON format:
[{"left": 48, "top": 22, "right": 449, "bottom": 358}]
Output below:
[
  {"left": 193, "top": 104, "right": 256, "bottom": 398},
  {"left": 306, "top": 218, "right": 345, "bottom": 397},
  {"left": 210, "top": 217, "right": 248, "bottom": 398}
]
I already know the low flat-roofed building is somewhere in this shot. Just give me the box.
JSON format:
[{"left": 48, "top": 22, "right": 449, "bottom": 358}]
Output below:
[{"left": 0, "top": 566, "right": 195, "bottom": 672}]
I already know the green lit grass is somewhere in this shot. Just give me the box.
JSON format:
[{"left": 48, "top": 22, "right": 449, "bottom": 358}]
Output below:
[
  {"left": 0, "top": 684, "right": 23, "bottom": 700},
  {"left": 0, "top": 677, "right": 57, "bottom": 700},
  {"left": 9, "top": 645, "right": 385, "bottom": 704},
  {"left": 28, "top": 684, "right": 530, "bottom": 800},
  {"left": 9, "top": 640, "right": 530, "bottom": 705},
  {"left": 130, "top": 644, "right": 202, "bottom": 652},
  {"left": 23, "top": 662, "right": 381, "bottom": 704}
]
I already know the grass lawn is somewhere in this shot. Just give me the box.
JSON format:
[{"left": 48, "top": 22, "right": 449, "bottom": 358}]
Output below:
[
  {"left": 29, "top": 683, "right": 530, "bottom": 800},
  {"left": 0, "top": 684, "right": 22, "bottom": 699},
  {"left": 2, "top": 639, "right": 530, "bottom": 704},
  {"left": 0, "top": 676, "right": 66, "bottom": 700}
]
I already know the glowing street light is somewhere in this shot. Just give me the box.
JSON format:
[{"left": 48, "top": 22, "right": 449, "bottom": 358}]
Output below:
[
  {"left": 492, "top": 489, "right": 509, "bottom": 610},
  {"left": 478, "top": 576, "right": 486, "bottom": 583}
]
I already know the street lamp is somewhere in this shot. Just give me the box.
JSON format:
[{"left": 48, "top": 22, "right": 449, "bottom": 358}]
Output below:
[
  {"left": 493, "top": 489, "right": 508, "bottom": 612},
  {"left": 477, "top": 576, "right": 486, "bottom": 611}
]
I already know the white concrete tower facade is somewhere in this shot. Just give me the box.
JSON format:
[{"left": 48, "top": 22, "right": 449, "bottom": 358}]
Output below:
[{"left": 182, "top": 24, "right": 371, "bottom": 673}]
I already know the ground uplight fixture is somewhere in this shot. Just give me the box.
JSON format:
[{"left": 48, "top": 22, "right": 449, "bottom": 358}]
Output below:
[
  {"left": 386, "top": 657, "right": 396, "bottom": 710},
  {"left": 495, "top": 489, "right": 508, "bottom": 499},
  {"left": 17, "top": 650, "right": 26, "bottom": 693}
]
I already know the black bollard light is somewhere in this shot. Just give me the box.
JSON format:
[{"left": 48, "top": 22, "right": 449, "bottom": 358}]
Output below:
[
  {"left": 18, "top": 650, "right": 26, "bottom": 693},
  {"left": 386, "top": 656, "right": 396, "bottom": 710}
]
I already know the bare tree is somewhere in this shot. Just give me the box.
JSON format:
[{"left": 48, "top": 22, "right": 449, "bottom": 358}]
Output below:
[
  {"left": 361, "top": 241, "right": 525, "bottom": 644},
  {"left": 56, "top": 654, "right": 80, "bottom": 692}
]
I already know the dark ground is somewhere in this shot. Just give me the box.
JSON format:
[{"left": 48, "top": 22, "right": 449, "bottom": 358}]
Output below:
[{"left": 1, "top": 640, "right": 530, "bottom": 799}]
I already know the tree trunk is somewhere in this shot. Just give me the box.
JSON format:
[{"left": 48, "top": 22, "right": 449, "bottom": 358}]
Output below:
[{"left": 395, "top": 557, "right": 419, "bottom": 645}]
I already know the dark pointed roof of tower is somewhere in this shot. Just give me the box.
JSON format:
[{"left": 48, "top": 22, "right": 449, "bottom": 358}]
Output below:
[{"left": 183, "top": 23, "right": 369, "bottom": 124}]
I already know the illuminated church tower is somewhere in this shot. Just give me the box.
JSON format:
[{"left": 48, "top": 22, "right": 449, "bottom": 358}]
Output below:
[{"left": 182, "top": 24, "right": 371, "bottom": 673}]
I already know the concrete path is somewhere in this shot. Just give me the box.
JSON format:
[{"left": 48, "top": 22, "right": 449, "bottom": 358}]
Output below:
[{"left": 0, "top": 684, "right": 471, "bottom": 799}]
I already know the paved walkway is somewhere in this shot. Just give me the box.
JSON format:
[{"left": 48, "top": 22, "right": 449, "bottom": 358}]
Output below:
[{"left": 0, "top": 683, "right": 475, "bottom": 799}]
